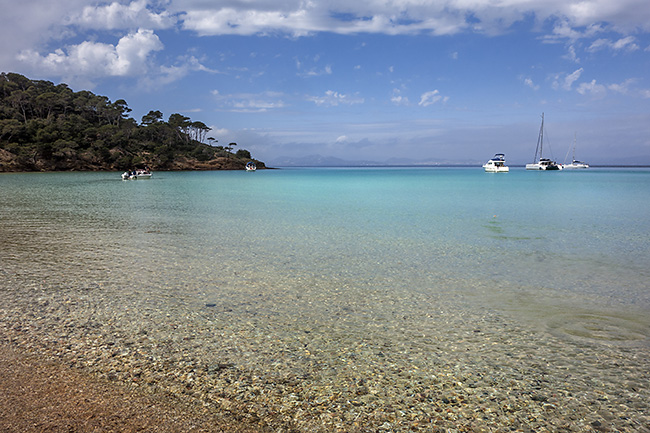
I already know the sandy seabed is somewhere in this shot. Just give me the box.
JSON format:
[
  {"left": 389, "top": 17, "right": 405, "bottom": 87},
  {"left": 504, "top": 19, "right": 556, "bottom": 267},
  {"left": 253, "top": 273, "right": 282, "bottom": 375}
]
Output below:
[{"left": 1, "top": 274, "right": 649, "bottom": 433}]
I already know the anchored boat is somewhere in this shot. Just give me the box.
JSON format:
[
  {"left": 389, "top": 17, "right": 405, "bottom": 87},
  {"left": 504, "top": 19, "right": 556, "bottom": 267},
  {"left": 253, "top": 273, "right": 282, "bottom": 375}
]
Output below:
[
  {"left": 526, "top": 113, "right": 562, "bottom": 171},
  {"left": 563, "top": 133, "right": 589, "bottom": 169},
  {"left": 122, "top": 169, "right": 153, "bottom": 180},
  {"left": 483, "top": 153, "right": 509, "bottom": 172}
]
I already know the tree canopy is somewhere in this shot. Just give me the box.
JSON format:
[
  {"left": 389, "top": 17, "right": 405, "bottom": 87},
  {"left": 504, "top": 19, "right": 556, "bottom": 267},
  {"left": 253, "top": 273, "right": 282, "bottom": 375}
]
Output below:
[{"left": 0, "top": 72, "right": 263, "bottom": 172}]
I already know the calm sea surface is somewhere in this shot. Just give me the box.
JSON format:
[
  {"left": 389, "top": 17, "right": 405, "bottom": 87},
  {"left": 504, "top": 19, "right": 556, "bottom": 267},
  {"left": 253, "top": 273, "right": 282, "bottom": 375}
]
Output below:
[{"left": 1, "top": 167, "right": 649, "bottom": 430}]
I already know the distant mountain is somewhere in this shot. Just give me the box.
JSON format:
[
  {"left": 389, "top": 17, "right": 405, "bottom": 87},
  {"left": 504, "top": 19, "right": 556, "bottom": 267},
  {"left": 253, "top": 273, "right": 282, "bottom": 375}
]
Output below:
[
  {"left": 268, "top": 154, "right": 481, "bottom": 167},
  {"left": 268, "top": 154, "right": 374, "bottom": 167}
]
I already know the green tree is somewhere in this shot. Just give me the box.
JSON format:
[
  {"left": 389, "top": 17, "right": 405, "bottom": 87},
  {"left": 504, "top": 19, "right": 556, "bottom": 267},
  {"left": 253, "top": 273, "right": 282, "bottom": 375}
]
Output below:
[
  {"left": 236, "top": 149, "right": 251, "bottom": 159},
  {"left": 141, "top": 110, "right": 163, "bottom": 126}
]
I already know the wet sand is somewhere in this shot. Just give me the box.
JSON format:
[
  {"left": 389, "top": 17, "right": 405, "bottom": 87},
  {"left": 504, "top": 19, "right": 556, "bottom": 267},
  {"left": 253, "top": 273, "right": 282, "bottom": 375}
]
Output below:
[{"left": 0, "top": 344, "right": 264, "bottom": 433}]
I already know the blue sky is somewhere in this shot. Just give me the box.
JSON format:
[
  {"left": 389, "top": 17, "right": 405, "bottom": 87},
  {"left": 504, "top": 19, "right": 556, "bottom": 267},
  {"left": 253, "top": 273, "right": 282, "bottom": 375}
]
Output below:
[{"left": 2, "top": 0, "right": 650, "bottom": 165}]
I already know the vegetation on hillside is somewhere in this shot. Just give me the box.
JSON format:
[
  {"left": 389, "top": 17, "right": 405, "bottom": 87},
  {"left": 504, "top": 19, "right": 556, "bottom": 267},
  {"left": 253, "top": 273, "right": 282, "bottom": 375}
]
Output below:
[{"left": 0, "top": 72, "right": 264, "bottom": 172}]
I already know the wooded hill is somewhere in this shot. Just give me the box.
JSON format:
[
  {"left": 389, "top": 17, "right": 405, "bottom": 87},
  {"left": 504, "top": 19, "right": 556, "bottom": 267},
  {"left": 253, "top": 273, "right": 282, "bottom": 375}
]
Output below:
[{"left": 0, "top": 72, "right": 265, "bottom": 172}]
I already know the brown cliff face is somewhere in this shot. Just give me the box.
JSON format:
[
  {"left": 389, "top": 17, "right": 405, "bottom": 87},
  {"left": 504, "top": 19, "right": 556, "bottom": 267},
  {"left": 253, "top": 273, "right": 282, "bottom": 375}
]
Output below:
[{"left": 167, "top": 156, "right": 267, "bottom": 171}]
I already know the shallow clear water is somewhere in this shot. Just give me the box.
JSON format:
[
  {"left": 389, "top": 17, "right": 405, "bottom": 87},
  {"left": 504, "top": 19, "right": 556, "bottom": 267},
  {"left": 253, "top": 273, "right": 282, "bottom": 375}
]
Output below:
[
  {"left": 2, "top": 168, "right": 649, "bottom": 343},
  {"left": 1, "top": 167, "right": 649, "bottom": 430}
]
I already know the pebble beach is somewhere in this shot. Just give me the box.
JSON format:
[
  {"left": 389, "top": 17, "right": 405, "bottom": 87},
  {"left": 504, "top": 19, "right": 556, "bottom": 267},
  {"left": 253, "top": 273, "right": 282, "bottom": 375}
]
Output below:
[{"left": 1, "top": 270, "right": 648, "bottom": 432}]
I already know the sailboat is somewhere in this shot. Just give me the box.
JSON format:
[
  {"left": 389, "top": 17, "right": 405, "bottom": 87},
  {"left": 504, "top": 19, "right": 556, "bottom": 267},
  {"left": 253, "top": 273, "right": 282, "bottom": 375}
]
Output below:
[
  {"left": 525, "top": 113, "right": 562, "bottom": 170},
  {"left": 563, "top": 133, "right": 590, "bottom": 169}
]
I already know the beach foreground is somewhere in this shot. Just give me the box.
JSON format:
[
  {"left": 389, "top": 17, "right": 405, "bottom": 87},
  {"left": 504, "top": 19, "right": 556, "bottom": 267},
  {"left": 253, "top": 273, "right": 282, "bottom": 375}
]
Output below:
[{"left": 0, "top": 344, "right": 265, "bottom": 433}]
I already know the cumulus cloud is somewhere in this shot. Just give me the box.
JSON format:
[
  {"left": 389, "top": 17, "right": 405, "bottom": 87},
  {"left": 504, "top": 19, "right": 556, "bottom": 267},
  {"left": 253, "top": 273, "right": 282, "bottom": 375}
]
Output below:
[
  {"left": 17, "top": 29, "right": 163, "bottom": 79},
  {"left": 70, "top": 0, "right": 176, "bottom": 30},
  {"left": 418, "top": 90, "right": 448, "bottom": 107},
  {"left": 172, "top": 0, "right": 650, "bottom": 37},
  {"left": 5, "top": 0, "right": 650, "bottom": 93}
]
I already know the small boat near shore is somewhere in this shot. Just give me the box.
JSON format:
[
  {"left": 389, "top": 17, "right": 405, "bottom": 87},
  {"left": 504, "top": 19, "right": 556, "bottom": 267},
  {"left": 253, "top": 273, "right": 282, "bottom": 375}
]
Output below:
[
  {"left": 526, "top": 113, "right": 562, "bottom": 171},
  {"left": 483, "top": 153, "right": 509, "bottom": 172},
  {"left": 122, "top": 169, "right": 152, "bottom": 180},
  {"left": 245, "top": 161, "right": 257, "bottom": 171}
]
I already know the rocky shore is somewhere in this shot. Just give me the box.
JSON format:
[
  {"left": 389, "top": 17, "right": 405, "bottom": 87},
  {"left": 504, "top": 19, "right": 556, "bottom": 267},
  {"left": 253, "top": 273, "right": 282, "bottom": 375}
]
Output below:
[{"left": 0, "top": 148, "right": 266, "bottom": 172}]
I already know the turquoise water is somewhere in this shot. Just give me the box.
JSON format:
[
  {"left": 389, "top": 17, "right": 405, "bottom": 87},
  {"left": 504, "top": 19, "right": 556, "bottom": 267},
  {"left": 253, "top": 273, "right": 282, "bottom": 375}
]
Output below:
[
  {"left": 2, "top": 167, "right": 649, "bottom": 344},
  {"left": 2, "top": 167, "right": 650, "bottom": 431}
]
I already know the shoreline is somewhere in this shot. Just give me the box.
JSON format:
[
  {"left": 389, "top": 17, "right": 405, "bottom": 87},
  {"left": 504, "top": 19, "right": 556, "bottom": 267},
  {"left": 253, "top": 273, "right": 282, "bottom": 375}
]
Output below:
[{"left": 0, "top": 343, "right": 265, "bottom": 433}]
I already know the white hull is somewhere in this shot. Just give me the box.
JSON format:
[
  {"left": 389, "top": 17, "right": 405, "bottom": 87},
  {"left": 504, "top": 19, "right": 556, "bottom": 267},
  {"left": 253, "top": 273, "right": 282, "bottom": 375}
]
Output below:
[
  {"left": 484, "top": 164, "right": 509, "bottom": 172},
  {"left": 122, "top": 171, "right": 153, "bottom": 180},
  {"left": 483, "top": 154, "right": 509, "bottom": 172},
  {"left": 563, "top": 161, "right": 589, "bottom": 169},
  {"left": 563, "top": 134, "right": 589, "bottom": 169},
  {"left": 525, "top": 163, "right": 562, "bottom": 170},
  {"left": 527, "top": 114, "right": 562, "bottom": 171}
]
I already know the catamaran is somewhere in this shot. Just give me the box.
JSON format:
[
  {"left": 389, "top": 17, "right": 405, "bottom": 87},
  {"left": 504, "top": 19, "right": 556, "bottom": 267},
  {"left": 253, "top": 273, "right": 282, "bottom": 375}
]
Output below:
[{"left": 526, "top": 113, "right": 562, "bottom": 171}]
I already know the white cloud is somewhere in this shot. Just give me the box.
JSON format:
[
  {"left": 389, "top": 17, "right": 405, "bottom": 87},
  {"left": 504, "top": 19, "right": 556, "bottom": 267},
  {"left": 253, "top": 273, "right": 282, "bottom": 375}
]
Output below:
[
  {"left": 17, "top": 29, "right": 163, "bottom": 79},
  {"left": 391, "top": 88, "right": 409, "bottom": 105},
  {"left": 607, "top": 78, "right": 636, "bottom": 94},
  {"left": 524, "top": 77, "right": 539, "bottom": 90},
  {"left": 70, "top": 0, "right": 176, "bottom": 30},
  {"left": 149, "top": 56, "right": 219, "bottom": 87},
  {"left": 418, "top": 90, "right": 448, "bottom": 107},
  {"left": 391, "top": 95, "right": 409, "bottom": 105},
  {"left": 588, "top": 36, "right": 640, "bottom": 52},
  {"left": 577, "top": 79, "right": 607, "bottom": 98},
  {"left": 172, "top": 0, "right": 650, "bottom": 37},
  {"left": 308, "top": 90, "right": 364, "bottom": 106},
  {"left": 300, "top": 65, "right": 332, "bottom": 77},
  {"left": 563, "top": 45, "right": 580, "bottom": 63},
  {"left": 295, "top": 57, "right": 333, "bottom": 77},
  {"left": 212, "top": 90, "right": 286, "bottom": 112},
  {"left": 563, "top": 68, "right": 583, "bottom": 90}
]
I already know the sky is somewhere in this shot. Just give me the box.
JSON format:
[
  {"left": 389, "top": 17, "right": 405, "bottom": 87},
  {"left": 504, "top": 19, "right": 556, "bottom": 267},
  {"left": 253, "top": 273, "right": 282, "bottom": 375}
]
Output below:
[{"left": 2, "top": 0, "right": 650, "bottom": 166}]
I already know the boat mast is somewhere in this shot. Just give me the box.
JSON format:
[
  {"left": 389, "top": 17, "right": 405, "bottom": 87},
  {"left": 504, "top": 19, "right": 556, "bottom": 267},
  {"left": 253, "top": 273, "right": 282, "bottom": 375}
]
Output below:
[
  {"left": 572, "top": 132, "right": 577, "bottom": 162},
  {"left": 533, "top": 112, "right": 544, "bottom": 163}
]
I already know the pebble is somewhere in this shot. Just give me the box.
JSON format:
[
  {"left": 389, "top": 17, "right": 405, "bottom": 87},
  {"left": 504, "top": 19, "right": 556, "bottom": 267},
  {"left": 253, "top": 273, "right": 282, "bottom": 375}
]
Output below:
[{"left": 1, "top": 275, "right": 648, "bottom": 432}]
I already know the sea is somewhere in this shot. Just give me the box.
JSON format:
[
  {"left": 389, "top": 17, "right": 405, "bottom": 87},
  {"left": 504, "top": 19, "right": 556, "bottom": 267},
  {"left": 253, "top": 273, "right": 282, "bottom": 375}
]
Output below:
[{"left": 1, "top": 167, "right": 649, "bottom": 431}]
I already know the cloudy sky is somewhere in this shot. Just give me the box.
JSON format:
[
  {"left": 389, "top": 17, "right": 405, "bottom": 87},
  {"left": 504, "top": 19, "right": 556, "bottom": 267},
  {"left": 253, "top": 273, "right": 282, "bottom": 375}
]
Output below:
[{"left": 2, "top": 0, "right": 650, "bottom": 165}]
